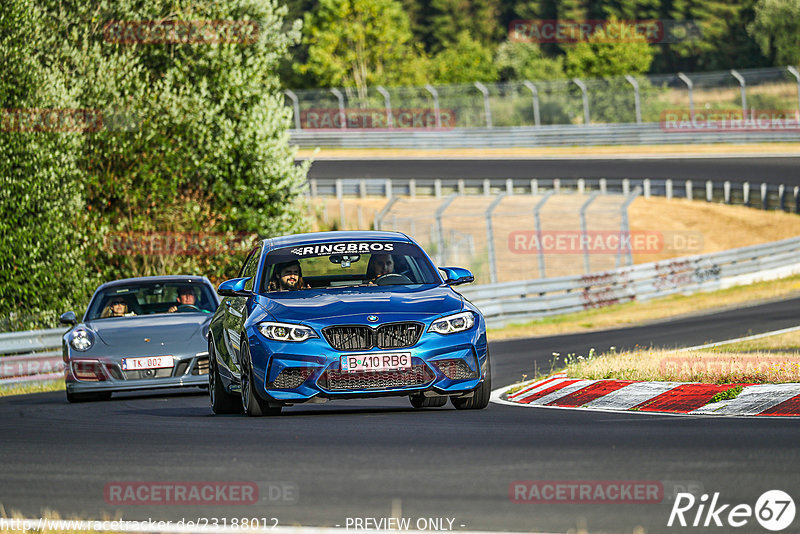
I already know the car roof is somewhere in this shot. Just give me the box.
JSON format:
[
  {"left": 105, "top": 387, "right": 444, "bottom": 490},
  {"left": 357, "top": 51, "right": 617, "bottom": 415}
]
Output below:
[
  {"left": 265, "top": 231, "right": 412, "bottom": 250},
  {"left": 96, "top": 275, "right": 213, "bottom": 291}
]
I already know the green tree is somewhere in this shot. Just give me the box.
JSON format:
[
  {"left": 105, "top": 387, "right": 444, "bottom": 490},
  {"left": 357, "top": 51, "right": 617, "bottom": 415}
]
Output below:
[
  {"left": 427, "top": 0, "right": 503, "bottom": 51},
  {"left": 495, "top": 40, "right": 565, "bottom": 81},
  {"left": 300, "top": 0, "right": 428, "bottom": 99},
  {"left": 565, "top": 16, "right": 654, "bottom": 77},
  {"left": 749, "top": 0, "right": 800, "bottom": 66},
  {"left": 429, "top": 31, "right": 499, "bottom": 84}
]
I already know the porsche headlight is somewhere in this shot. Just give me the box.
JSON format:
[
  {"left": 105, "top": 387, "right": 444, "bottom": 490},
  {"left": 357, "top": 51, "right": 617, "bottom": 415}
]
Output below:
[
  {"left": 69, "top": 328, "right": 94, "bottom": 351},
  {"left": 258, "top": 322, "right": 318, "bottom": 342},
  {"left": 428, "top": 311, "right": 476, "bottom": 335}
]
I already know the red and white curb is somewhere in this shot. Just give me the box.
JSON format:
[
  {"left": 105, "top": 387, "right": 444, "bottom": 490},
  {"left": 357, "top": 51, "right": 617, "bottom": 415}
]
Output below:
[{"left": 491, "top": 374, "right": 800, "bottom": 416}]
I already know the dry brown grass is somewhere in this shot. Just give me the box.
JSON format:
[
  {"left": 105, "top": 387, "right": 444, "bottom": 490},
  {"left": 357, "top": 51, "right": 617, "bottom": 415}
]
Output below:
[
  {"left": 0, "top": 380, "right": 63, "bottom": 398},
  {"left": 564, "top": 347, "right": 800, "bottom": 384},
  {"left": 707, "top": 329, "right": 800, "bottom": 352}
]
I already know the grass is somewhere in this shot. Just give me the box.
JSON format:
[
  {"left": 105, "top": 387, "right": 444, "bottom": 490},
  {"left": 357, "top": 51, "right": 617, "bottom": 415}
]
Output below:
[
  {"left": 0, "top": 380, "right": 64, "bottom": 398},
  {"left": 710, "top": 385, "right": 744, "bottom": 403},
  {"left": 488, "top": 273, "right": 800, "bottom": 340}
]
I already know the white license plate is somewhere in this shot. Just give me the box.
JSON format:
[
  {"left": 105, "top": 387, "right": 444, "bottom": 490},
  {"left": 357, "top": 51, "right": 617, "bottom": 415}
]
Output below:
[
  {"left": 340, "top": 353, "right": 411, "bottom": 373},
  {"left": 121, "top": 356, "right": 174, "bottom": 371}
]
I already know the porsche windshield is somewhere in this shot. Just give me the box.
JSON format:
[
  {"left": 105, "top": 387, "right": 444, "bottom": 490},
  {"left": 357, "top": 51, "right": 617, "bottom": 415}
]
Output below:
[
  {"left": 86, "top": 282, "right": 217, "bottom": 320},
  {"left": 261, "top": 241, "right": 441, "bottom": 292}
]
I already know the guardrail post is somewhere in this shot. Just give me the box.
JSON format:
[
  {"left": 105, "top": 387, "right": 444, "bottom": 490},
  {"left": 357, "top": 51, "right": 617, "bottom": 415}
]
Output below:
[
  {"left": 485, "top": 193, "right": 507, "bottom": 284},
  {"left": 506, "top": 178, "right": 514, "bottom": 195},
  {"left": 359, "top": 179, "right": 367, "bottom": 199},
  {"left": 794, "top": 186, "right": 800, "bottom": 213},
  {"left": 385, "top": 179, "right": 392, "bottom": 199},
  {"left": 284, "top": 90, "right": 301, "bottom": 130},
  {"left": 424, "top": 84, "right": 441, "bottom": 128},
  {"left": 376, "top": 86, "right": 393, "bottom": 128},
  {"left": 474, "top": 82, "right": 492, "bottom": 128},
  {"left": 599, "top": 178, "right": 607, "bottom": 194},
  {"left": 572, "top": 78, "right": 590, "bottom": 125},
  {"left": 779, "top": 184, "right": 786, "bottom": 211},
  {"left": 730, "top": 70, "right": 748, "bottom": 116},
  {"left": 553, "top": 178, "right": 561, "bottom": 194},
  {"left": 677, "top": 73, "right": 694, "bottom": 121},
  {"left": 580, "top": 192, "right": 600, "bottom": 274},
  {"left": 624, "top": 75, "right": 642, "bottom": 124},
  {"left": 706, "top": 180, "right": 713, "bottom": 202},
  {"left": 533, "top": 191, "right": 554, "bottom": 278},
  {"left": 685, "top": 180, "right": 693, "bottom": 201},
  {"left": 336, "top": 179, "right": 345, "bottom": 227},
  {"left": 530, "top": 179, "right": 539, "bottom": 195},
  {"left": 408, "top": 179, "right": 416, "bottom": 198},
  {"left": 665, "top": 179, "right": 673, "bottom": 200},
  {"left": 457, "top": 179, "right": 465, "bottom": 195},
  {"left": 743, "top": 182, "right": 750, "bottom": 206},
  {"left": 523, "top": 81, "right": 541, "bottom": 127},
  {"left": 788, "top": 67, "right": 800, "bottom": 121},
  {"left": 330, "top": 88, "right": 346, "bottom": 129},
  {"left": 761, "top": 182, "right": 768, "bottom": 210},
  {"left": 622, "top": 179, "right": 630, "bottom": 195},
  {"left": 618, "top": 187, "right": 642, "bottom": 268},
  {"left": 724, "top": 181, "right": 731, "bottom": 204},
  {"left": 643, "top": 179, "right": 651, "bottom": 198},
  {"left": 578, "top": 178, "right": 586, "bottom": 194},
  {"left": 309, "top": 178, "right": 318, "bottom": 198},
  {"left": 436, "top": 194, "right": 458, "bottom": 264},
  {"left": 434, "top": 179, "right": 442, "bottom": 198},
  {"left": 483, "top": 179, "right": 491, "bottom": 196}
]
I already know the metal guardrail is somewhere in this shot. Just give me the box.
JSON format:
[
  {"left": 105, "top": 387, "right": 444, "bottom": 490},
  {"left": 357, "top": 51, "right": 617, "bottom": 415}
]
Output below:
[
  {"left": 0, "top": 328, "right": 65, "bottom": 385},
  {"left": 3, "top": 236, "right": 800, "bottom": 378},
  {"left": 458, "top": 236, "right": 800, "bottom": 328},
  {"left": 291, "top": 123, "right": 800, "bottom": 149}
]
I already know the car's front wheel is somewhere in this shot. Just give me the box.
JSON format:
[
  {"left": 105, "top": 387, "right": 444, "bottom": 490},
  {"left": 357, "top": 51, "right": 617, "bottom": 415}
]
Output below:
[
  {"left": 409, "top": 393, "right": 447, "bottom": 408},
  {"left": 240, "top": 343, "right": 282, "bottom": 417},
  {"left": 452, "top": 352, "right": 492, "bottom": 410},
  {"left": 209, "top": 341, "right": 241, "bottom": 415}
]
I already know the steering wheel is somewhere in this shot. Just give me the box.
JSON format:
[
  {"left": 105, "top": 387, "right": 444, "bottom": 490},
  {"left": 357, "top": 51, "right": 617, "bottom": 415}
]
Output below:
[
  {"left": 374, "top": 273, "right": 412, "bottom": 286},
  {"left": 176, "top": 304, "right": 201, "bottom": 312}
]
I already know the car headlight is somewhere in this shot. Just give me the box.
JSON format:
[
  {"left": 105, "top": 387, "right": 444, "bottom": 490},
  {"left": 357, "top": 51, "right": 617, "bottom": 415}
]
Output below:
[
  {"left": 69, "top": 328, "right": 94, "bottom": 351},
  {"left": 428, "top": 311, "right": 476, "bottom": 335},
  {"left": 258, "top": 322, "right": 318, "bottom": 342}
]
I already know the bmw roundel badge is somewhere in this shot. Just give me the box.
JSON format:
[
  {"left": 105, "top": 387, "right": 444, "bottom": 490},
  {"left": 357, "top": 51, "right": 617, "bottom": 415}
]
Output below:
[{"left": 367, "top": 315, "right": 379, "bottom": 322}]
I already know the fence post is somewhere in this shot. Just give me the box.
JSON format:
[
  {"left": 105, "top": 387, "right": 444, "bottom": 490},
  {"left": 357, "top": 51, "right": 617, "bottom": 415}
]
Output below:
[
  {"left": 474, "top": 82, "right": 492, "bottom": 128},
  {"left": 706, "top": 180, "right": 713, "bottom": 202},
  {"left": 523, "top": 81, "right": 541, "bottom": 127},
  {"left": 580, "top": 192, "right": 600, "bottom": 274},
  {"left": 336, "top": 179, "right": 345, "bottom": 228},
  {"left": 743, "top": 182, "right": 750, "bottom": 206},
  {"left": 376, "top": 85, "right": 393, "bottom": 128},
  {"left": 624, "top": 75, "right": 642, "bottom": 124},
  {"left": 408, "top": 178, "right": 416, "bottom": 198},
  {"left": 424, "top": 84, "right": 441, "bottom": 128},
  {"left": 572, "top": 78, "right": 590, "bottom": 125},
  {"left": 359, "top": 179, "right": 367, "bottom": 199},
  {"left": 483, "top": 179, "right": 491, "bottom": 196},
  {"left": 618, "top": 187, "right": 642, "bottom": 268},
  {"left": 677, "top": 73, "right": 694, "bottom": 121},
  {"left": 434, "top": 179, "right": 442, "bottom": 198},
  {"left": 794, "top": 186, "right": 800, "bottom": 213},
  {"left": 599, "top": 178, "right": 607, "bottom": 194},
  {"left": 730, "top": 70, "right": 748, "bottom": 117},
  {"left": 553, "top": 178, "right": 561, "bottom": 194},
  {"left": 761, "top": 182, "right": 768, "bottom": 210},
  {"left": 283, "top": 90, "right": 301, "bottom": 130},
  {"left": 533, "top": 191, "right": 554, "bottom": 278},
  {"left": 622, "top": 179, "right": 630, "bottom": 195},
  {"left": 788, "top": 67, "right": 800, "bottom": 121},
  {"left": 643, "top": 179, "right": 651, "bottom": 198},
  {"left": 665, "top": 179, "right": 673, "bottom": 200},
  {"left": 457, "top": 179, "right": 465, "bottom": 195},
  {"left": 578, "top": 178, "right": 586, "bottom": 194},
  {"left": 330, "top": 88, "right": 346, "bottom": 129},
  {"left": 309, "top": 178, "right": 318, "bottom": 198},
  {"left": 385, "top": 179, "right": 392, "bottom": 199},
  {"left": 435, "top": 194, "right": 458, "bottom": 265},
  {"left": 779, "top": 184, "right": 786, "bottom": 211},
  {"left": 685, "top": 180, "right": 693, "bottom": 201},
  {"left": 506, "top": 178, "right": 514, "bottom": 195},
  {"left": 485, "top": 193, "right": 507, "bottom": 284},
  {"left": 724, "top": 181, "right": 731, "bottom": 204},
  {"left": 530, "top": 179, "right": 539, "bottom": 195}
]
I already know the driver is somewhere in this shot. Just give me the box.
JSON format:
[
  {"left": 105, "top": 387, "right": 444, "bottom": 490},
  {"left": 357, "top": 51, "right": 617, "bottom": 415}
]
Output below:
[
  {"left": 168, "top": 287, "right": 197, "bottom": 313},
  {"left": 366, "top": 254, "right": 395, "bottom": 281},
  {"left": 268, "top": 260, "right": 307, "bottom": 291}
]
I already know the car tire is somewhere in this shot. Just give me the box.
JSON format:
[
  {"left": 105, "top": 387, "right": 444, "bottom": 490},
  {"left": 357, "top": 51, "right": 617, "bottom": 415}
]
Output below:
[
  {"left": 240, "top": 343, "right": 281, "bottom": 417},
  {"left": 209, "top": 341, "right": 241, "bottom": 415},
  {"left": 66, "top": 391, "right": 111, "bottom": 403},
  {"left": 452, "top": 352, "right": 492, "bottom": 410},
  {"left": 409, "top": 393, "right": 448, "bottom": 408}
]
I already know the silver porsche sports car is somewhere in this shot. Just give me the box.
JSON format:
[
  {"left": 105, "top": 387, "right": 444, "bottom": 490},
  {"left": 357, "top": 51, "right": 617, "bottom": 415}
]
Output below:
[{"left": 60, "top": 275, "right": 219, "bottom": 402}]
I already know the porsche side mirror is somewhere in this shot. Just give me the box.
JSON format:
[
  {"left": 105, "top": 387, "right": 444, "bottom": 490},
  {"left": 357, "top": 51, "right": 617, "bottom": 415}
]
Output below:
[
  {"left": 59, "top": 311, "right": 78, "bottom": 326},
  {"left": 217, "top": 277, "right": 252, "bottom": 297}
]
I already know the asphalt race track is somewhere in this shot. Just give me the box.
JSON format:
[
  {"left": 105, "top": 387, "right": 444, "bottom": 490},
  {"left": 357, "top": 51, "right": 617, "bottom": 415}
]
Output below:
[
  {"left": 305, "top": 157, "right": 800, "bottom": 184},
  {"left": 2, "top": 297, "right": 800, "bottom": 534}
]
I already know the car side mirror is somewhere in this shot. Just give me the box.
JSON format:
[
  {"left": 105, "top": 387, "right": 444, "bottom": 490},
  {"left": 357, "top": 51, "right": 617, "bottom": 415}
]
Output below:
[
  {"left": 59, "top": 311, "right": 78, "bottom": 326},
  {"left": 217, "top": 277, "right": 253, "bottom": 297},
  {"left": 439, "top": 267, "right": 474, "bottom": 286}
]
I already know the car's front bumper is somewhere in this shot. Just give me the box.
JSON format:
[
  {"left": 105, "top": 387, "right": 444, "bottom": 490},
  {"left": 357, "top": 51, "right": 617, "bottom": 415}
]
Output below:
[
  {"left": 65, "top": 352, "right": 209, "bottom": 394},
  {"left": 247, "top": 327, "right": 488, "bottom": 404}
]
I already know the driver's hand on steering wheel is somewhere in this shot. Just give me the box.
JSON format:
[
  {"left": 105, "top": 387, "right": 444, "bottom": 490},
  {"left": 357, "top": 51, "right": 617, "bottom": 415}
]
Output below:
[{"left": 167, "top": 305, "right": 178, "bottom": 313}]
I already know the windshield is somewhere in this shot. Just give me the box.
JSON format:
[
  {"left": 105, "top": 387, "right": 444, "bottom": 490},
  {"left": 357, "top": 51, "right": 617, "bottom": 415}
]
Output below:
[
  {"left": 86, "top": 281, "right": 218, "bottom": 320},
  {"left": 260, "top": 241, "right": 441, "bottom": 293}
]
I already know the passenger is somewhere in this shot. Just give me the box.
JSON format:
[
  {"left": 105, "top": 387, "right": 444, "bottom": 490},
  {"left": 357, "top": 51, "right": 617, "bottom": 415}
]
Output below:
[
  {"left": 101, "top": 297, "right": 135, "bottom": 318},
  {"left": 268, "top": 260, "right": 307, "bottom": 291}
]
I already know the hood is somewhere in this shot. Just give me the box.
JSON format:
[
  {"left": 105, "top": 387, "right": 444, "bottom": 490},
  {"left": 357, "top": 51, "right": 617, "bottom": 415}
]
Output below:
[
  {"left": 257, "top": 285, "right": 463, "bottom": 325},
  {"left": 86, "top": 313, "right": 211, "bottom": 350}
]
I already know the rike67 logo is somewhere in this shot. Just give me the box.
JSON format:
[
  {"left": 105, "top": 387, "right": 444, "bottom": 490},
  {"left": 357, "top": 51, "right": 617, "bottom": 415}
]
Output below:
[{"left": 668, "top": 490, "right": 795, "bottom": 531}]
